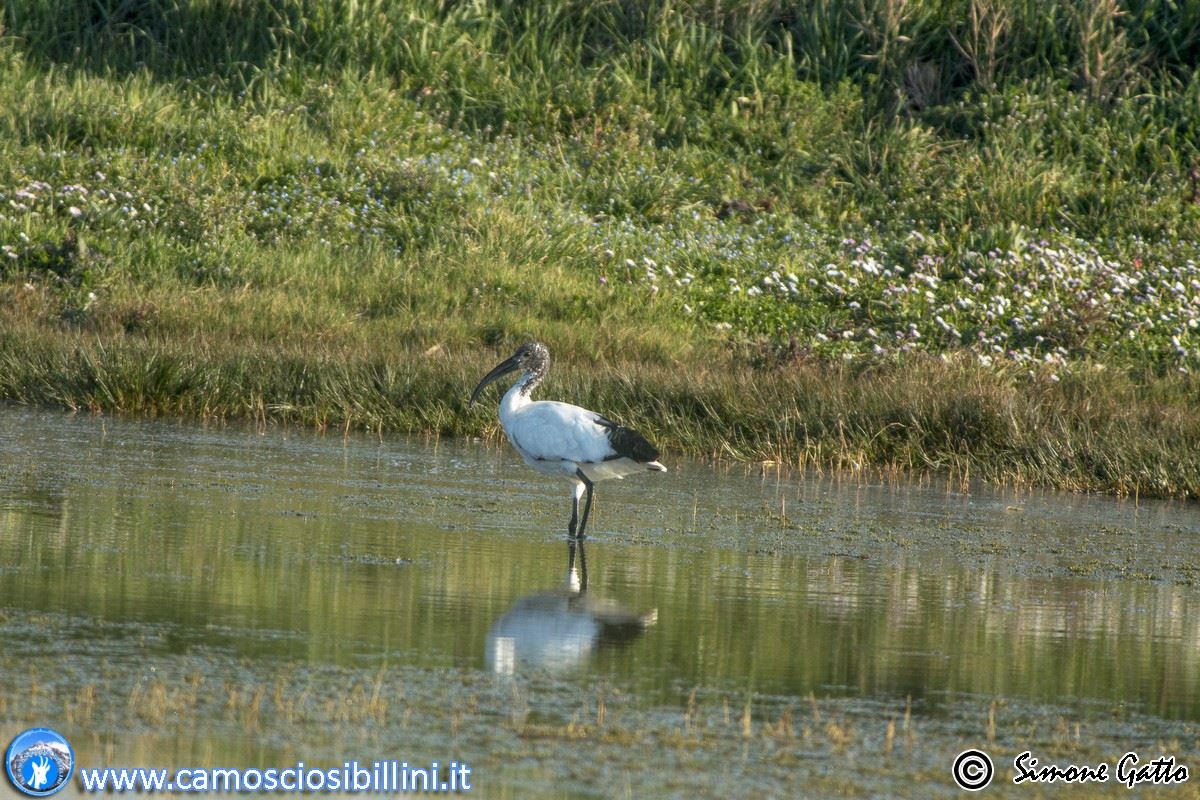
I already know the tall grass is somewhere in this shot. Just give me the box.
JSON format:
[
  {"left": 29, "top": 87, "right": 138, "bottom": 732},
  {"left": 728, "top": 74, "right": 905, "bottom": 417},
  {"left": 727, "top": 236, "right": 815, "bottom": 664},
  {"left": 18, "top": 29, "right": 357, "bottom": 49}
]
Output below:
[
  {"left": 3, "top": 321, "right": 1198, "bottom": 496},
  {"left": 8, "top": 1, "right": 1200, "bottom": 91}
]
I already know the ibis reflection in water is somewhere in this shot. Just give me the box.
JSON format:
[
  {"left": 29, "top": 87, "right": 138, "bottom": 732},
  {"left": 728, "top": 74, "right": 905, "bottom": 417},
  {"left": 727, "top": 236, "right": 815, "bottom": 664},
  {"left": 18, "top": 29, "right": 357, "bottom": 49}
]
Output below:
[
  {"left": 469, "top": 342, "right": 667, "bottom": 539},
  {"left": 485, "top": 540, "right": 658, "bottom": 675}
]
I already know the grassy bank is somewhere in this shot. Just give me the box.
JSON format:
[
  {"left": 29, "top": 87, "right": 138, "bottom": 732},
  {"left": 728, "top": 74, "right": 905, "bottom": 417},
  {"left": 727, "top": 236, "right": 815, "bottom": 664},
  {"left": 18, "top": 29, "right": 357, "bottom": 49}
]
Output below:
[{"left": 2, "top": 1, "right": 1199, "bottom": 496}]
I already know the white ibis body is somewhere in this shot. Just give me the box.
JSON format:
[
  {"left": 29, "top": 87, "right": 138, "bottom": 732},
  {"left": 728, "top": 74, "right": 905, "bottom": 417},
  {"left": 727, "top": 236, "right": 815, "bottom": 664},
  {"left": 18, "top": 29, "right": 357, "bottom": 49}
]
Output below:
[{"left": 469, "top": 342, "right": 666, "bottom": 539}]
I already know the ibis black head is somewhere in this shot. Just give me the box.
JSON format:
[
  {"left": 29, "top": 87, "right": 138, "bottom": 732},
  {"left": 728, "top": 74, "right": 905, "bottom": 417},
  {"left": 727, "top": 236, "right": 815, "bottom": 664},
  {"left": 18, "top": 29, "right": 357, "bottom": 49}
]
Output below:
[{"left": 470, "top": 341, "right": 550, "bottom": 406}]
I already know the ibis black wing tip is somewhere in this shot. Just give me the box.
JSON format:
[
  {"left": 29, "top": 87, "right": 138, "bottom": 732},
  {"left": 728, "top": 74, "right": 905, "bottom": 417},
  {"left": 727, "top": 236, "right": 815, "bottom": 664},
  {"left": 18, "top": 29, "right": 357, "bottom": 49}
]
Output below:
[{"left": 595, "top": 416, "right": 661, "bottom": 464}]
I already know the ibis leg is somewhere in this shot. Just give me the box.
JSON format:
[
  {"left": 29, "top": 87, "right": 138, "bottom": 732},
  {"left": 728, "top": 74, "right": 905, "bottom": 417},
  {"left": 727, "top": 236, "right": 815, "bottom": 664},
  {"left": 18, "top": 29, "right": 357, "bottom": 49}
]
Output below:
[{"left": 574, "top": 469, "right": 596, "bottom": 540}]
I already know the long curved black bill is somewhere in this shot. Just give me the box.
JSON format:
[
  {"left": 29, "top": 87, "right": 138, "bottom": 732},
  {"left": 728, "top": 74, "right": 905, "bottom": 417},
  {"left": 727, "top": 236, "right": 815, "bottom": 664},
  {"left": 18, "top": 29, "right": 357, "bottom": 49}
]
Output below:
[{"left": 469, "top": 354, "right": 520, "bottom": 406}]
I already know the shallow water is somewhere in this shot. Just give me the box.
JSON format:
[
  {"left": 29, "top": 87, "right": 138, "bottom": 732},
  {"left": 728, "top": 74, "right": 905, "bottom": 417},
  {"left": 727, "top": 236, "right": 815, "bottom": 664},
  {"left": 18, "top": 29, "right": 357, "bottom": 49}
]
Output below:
[{"left": 1, "top": 408, "right": 1198, "bottom": 798}]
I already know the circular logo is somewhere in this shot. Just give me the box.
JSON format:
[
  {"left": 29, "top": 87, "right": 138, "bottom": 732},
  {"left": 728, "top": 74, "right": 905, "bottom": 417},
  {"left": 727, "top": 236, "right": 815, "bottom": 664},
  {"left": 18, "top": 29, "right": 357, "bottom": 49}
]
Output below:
[
  {"left": 5, "top": 728, "right": 74, "bottom": 797},
  {"left": 952, "top": 748, "right": 994, "bottom": 791}
]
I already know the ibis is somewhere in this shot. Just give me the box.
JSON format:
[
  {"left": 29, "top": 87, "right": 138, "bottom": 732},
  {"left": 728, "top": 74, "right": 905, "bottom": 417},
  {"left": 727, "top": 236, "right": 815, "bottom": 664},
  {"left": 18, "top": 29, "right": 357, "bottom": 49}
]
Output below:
[{"left": 469, "top": 341, "right": 666, "bottom": 539}]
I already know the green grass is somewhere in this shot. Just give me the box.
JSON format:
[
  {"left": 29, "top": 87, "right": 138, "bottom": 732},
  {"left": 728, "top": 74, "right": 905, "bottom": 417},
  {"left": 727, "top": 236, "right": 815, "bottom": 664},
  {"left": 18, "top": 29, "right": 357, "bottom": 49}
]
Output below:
[{"left": 1, "top": 0, "right": 1199, "bottom": 496}]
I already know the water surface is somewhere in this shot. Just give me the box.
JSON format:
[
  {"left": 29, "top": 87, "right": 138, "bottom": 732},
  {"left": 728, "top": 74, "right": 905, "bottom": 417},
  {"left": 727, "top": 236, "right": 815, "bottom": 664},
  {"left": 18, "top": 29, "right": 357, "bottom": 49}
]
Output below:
[{"left": 1, "top": 409, "right": 1198, "bottom": 797}]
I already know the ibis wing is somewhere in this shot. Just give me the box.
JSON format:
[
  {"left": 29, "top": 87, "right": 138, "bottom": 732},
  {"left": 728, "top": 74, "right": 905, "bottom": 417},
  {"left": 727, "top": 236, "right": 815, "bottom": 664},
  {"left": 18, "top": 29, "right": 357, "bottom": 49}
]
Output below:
[
  {"left": 591, "top": 415, "right": 660, "bottom": 463},
  {"left": 507, "top": 402, "right": 618, "bottom": 464}
]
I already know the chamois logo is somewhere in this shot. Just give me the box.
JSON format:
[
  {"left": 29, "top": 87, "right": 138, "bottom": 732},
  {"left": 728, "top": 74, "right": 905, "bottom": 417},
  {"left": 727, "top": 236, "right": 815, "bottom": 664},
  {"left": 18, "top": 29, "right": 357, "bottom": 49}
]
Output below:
[
  {"left": 5, "top": 728, "right": 74, "bottom": 797},
  {"left": 27, "top": 757, "right": 51, "bottom": 789}
]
